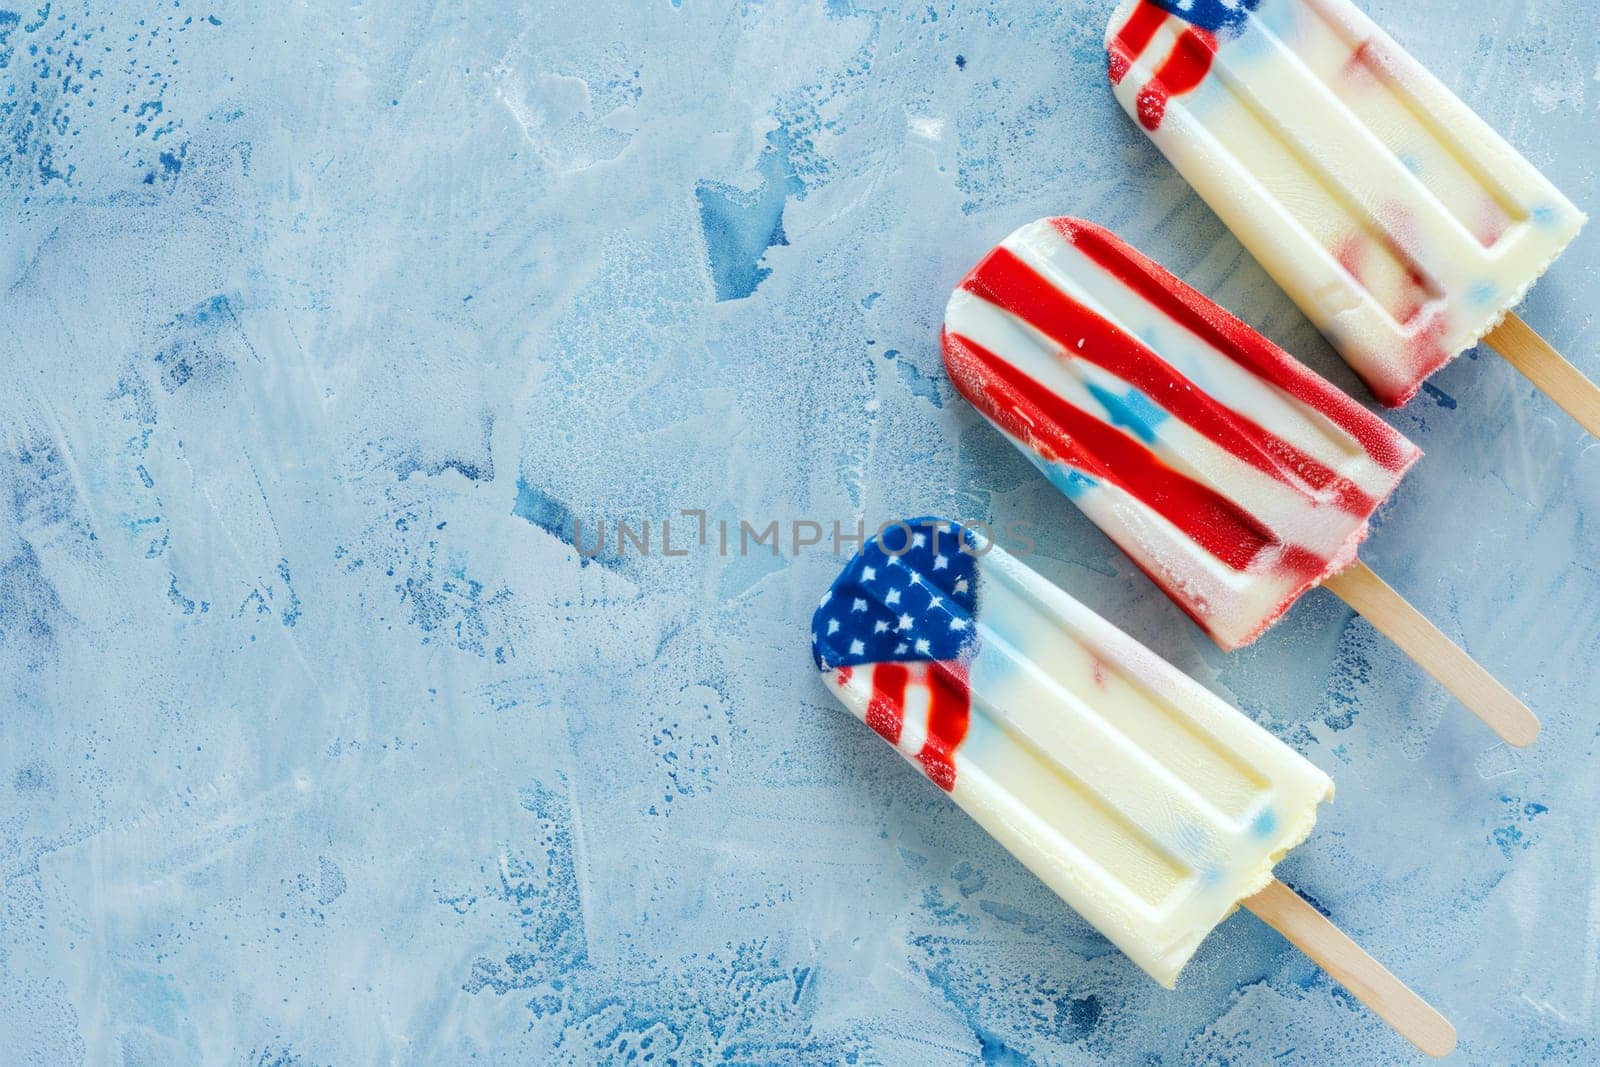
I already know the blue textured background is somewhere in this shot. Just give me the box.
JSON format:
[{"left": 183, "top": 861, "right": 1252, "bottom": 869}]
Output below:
[{"left": 2, "top": 2, "right": 1596, "bottom": 1063}]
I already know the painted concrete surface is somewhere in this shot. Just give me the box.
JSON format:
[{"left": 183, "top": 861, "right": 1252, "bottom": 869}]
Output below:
[{"left": 2, "top": 2, "right": 1597, "bottom": 1063}]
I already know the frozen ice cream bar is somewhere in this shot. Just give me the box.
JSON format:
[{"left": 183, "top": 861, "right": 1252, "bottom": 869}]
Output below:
[
  {"left": 811, "top": 518, "right": 1454, "bottom": 1053},
  {"left": 942, "top": 216, "right": 1420, "bottom": 651},
  {"left": 812, "top": 517, "right": 1331, "bottom": 985},
  {"left": 942, "top": 217, "right": 1538, "bottom": 747},
  {"left": 1106, "top": 0, "right": 1588, "bottom": 411}
]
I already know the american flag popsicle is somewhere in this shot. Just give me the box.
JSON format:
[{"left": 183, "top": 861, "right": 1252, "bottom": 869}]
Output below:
[
  {"left": 942, "top": 217, "right": 1538, "bottom": 746},
  {"left": 811, "top": 518, "right": 1455, "bottom": 1056},
  {"left": 1105, "top": 0, "right": 1598, "bottom": 435}
]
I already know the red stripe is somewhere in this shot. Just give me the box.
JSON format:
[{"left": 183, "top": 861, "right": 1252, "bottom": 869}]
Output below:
[
  {"left": 917, "top": 661, "right": 971, "bottom": 793},
  {"left": 943, "top": 329, "right": 1286, "bottom": 573},
  {"left": 1107, "top": 1, "right": 1168, "bottom": 85},
  {"left": 1051, "top": 218, "right": 1418, "bottom": 473},
  {"left": 865, "top": 662, "right": 908, "bottom": 745},
  {"left": 960, "top": 245, "right": 1380, "bottom": 514},
  {"left": 1135, "top": 26, "right": 1218, "bottom": 131}
]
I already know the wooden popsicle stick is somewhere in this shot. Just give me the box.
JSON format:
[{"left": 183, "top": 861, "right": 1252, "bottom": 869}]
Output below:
[
  {"left": 1323, "top": 560, "right": 1539, "bottom": 747},
  {"left": 1242, "top": 879, "right": 1456, "bottom": 1057},
  {"left": 1483, "top": 313, "right": 1600, "bottom": 439}
]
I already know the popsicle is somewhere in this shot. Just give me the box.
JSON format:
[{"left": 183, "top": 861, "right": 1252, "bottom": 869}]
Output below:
[
  {"left": 941, "top": 216, "right": 1538, "bottom": 746},
  {"left": 1105, "top": 0, "right": 1596, "bottom": 432},
  {"left": 811, "top": 517, "right": 1455, "bottom": 1055}
]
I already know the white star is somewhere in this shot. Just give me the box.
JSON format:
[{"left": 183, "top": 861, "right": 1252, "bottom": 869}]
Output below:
[
  {"left": 818, "top": 590, "right": 832, "bottom": 607},
  {"left": 885, "top": 588, "right": 901, "bottom": 606},
  {"left": 912, "top": 532, "right": 927, "bottom": 548},
  {"left": 849, "top": 639, "right": 865, "bottom": 655},
  {"left": 933, "top": 554, "right": 949, "bottom": 570},
  {"left": 873, "top": 620, "right": 889, "bottom": 633},
  {"left": 862, "top": 565, "right": 876, "bottom": 581},
  {"left": 914, "top": 638, "right": 930, "bottom": 655},
  {"left": 851, "top": 598, "right": 867, "bottom": 612},
  {"left": 894, "top": 642, "right": 909, "bottom": 654},
  {"left": 908, "top": 572, "right": 922, "bottom": 586},
  {"left": 898, "top": 613, "right": 914, "bottom": 631},
  {"left": 827, "top": 619, "right": 840, "bottom": 635},
  {"left": 928, "top": 595, "right": 943, "bottom": 609},
  {"left": 949, "top": 617, "right": 968, "bottom": 631},
  {"left": 953, "top": 578, "right": 969, "bottom": 594}
]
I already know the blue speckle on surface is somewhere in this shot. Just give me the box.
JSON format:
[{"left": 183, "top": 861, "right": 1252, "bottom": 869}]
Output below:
[
  {"left": 1420, "top": 382, "right": 1457, "bottom": 409},
  {"left": 885, "top": 348, "right": 945, "bottom": 407},
  {"left": 916, "top": 934, "right": 1042, "bottom": 1065},
  {"left": 276, "top": 560, "right": 302, "bottom": 627},
  {"left": 696, "top": 127, "right": 804, "bottom": 301},
  {"left": 1062, "top": 993, "right": 1101, "bottom": 1039},
  {"left": 1489, "top": 794, "right": 1550, "bottom": 859},
  {"left": 13, "top": 758, "right": 55, "bottom": 796},
  {"left": 512, "top": 476, "right": 618, "bottom": 568},
  {"left": 165, "top": 574, "right": 210, "bottom": 616}
]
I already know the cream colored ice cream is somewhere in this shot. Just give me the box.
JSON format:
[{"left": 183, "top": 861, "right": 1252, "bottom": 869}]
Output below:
[
  {"left": 1107, "top": 0, "right": 1585, "bottom": 406},
  {"left": 811, "top": 518, "right": 1334, "bottom": 986}
]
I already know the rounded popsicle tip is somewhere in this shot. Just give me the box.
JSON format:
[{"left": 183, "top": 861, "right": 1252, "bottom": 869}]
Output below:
[
  {"left": 810, "top": 517, "right": 982, "bottom": 675},
  {"left": 1498, "top": 707, "right": 1540, "bottom": 749},
  {"left": 1423, "top": 1020, "right": 1459, "bottom": 1059}
]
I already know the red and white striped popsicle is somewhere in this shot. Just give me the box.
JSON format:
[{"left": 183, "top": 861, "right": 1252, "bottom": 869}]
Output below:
[{"left": 942, "top": 217, "right": 1538, "bottom": 746}]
